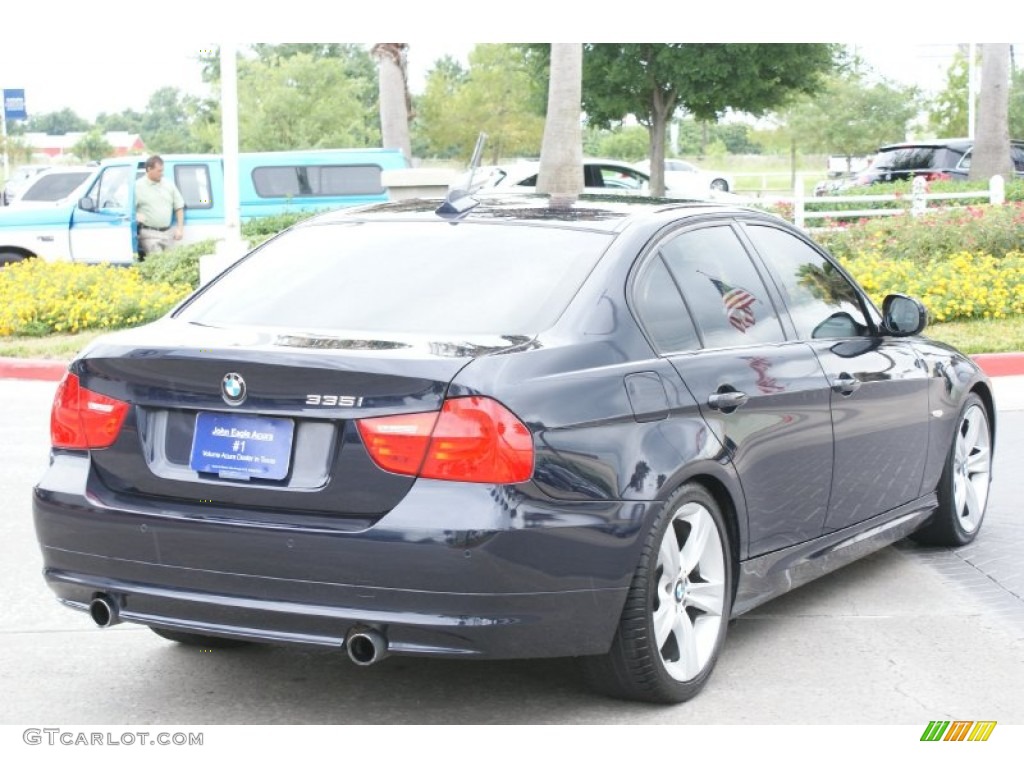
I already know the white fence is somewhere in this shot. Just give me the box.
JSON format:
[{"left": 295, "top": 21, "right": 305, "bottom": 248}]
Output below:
[{"left": 772, "top": 176, "right": 1007, "bottom": 232}]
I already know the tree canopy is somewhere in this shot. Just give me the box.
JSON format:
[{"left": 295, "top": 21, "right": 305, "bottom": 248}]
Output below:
[{"left": 582, "top": 44, "right": 837, "bottom": 193}]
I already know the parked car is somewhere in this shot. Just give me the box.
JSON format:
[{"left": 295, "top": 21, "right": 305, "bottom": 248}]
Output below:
[
  {"left": 635, "top": 158, "right": 735, "bottom": 195},
  {"left": 450, "top": 159, "right": 652, "bottom": 195},
  {"left": 1, "top": 164, "right": 51, "bottom": 205},
  {"left": 10, "top": 166, "right": 94, "bottom": 208},
  {"left": 847, "top": 138, "right": 1024, "bottom": 187},
  {"left": 33, "top": 193, "right": 995, "bottom": 704}
]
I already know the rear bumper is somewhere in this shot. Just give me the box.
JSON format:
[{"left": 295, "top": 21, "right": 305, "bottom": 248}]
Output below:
[{"left": 33, "top": 454, "right": 651, "bottom": 659}]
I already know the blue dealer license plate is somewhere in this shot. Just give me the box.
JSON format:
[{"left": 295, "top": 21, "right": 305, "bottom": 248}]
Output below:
[{"left": 189, "top": 412, "right": 295, "bottom": 481}]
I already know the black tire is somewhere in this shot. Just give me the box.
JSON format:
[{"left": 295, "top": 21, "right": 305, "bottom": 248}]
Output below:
[
  {"left": 710, "top": 178, "right": 729, "bottom": 193},
  {"left": 0, "top": 250, "right": 26, "bottom": 267},
  {"left": 581, "top": 483, "right": 733, "bottom": 703},
  {"left": 150, "top": 626, "right": 253, "bottom": 649},
  {"left": 911, "top": 393, "right": 992, "bottom": 546}
]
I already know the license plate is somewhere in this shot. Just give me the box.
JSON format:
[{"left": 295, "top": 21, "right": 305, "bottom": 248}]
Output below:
[{"left": 189, "top": 412, "right": 295, "bottom": 481}]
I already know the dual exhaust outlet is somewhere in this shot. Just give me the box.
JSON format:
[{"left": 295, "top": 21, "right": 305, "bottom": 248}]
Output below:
[{"left": 88, "top": 593, "right": 388, "bottom": 666}]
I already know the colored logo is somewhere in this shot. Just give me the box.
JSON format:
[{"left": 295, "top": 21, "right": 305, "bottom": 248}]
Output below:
[
  {"left": 920, "top": 721, "right": 996, "bottom": 742},
  {"left": 221, "top": 373, "right": 247, "bottom": 406}
]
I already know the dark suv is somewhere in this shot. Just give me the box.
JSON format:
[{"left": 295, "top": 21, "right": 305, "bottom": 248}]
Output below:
[{"left": 850, "top": 138, "right": 1024, "bottom": 186}]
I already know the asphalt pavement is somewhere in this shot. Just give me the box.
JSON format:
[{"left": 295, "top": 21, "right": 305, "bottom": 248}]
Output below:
[{"left": 0, "top": 369, "right": 1021, "bottom": 726}]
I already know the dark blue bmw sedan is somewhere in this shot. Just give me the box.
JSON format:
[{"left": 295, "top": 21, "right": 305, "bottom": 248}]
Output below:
[{"left": 33, "top": 194, "right": 995, "bottom": 703}]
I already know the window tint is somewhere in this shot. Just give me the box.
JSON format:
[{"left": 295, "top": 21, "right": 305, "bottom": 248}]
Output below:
[
  {"left": 744, "top": 225, "right": 870, "bottom": 340},
  {"left": 177, "top": 222, "right": 611, "bottom": 336},
  {"left": 174, "top": 164, "right": 213, "bottom": 209},
  {"left": 633, "top": 256, "right": 699, "bottom": 354},
  {"left": 22, "top": 171, "right": 91, "bottom": 202},
  {"left": 659, "top": 225, "right": 785, "bottom": 348},
  {"left": 251, "top": 165, "right": 384, "bottom": 198}
]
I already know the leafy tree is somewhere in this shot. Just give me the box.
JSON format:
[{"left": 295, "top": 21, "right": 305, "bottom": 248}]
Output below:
[
  {"left": 95, "top": 109, "right": 144, "bottom": 134},
  {"left": 237, "top": 53, "right": 380, "bottom": 151},
  {"left": 928, "top": 50, "right": 971, "bottom": 137},
  {"left": 786, "top": 69, "right": 920, "bottom": 171},
  {"left": 25, "top": 108, "right": 89, "bottom": 135},
  {"left": 71, "top": 129, "right": 113, "bottom": 162},
  {"left": 588, "top": 126, "right": 650, "bottom": 161},
  {"left": 139, "top": 87, "right": 209, "bottom": 153},
  {"left": 411, "top": 56, "right": 467, "bottom": 159},
  {"left": 582, "top": 44, "right": 836, "bottom": 194},
  {"left": 415, "top": 44, "right": 544, "bottom": 162}
]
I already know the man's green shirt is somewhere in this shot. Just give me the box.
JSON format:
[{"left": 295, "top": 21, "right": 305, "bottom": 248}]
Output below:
[{"left": 135, "top": 177, "right": 184, "bottom": 229}]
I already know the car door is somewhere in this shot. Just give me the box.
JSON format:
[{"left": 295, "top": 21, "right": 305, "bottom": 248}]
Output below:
[
  {"left": 69, "top": 162, "right": 136, "bottom": 265},
  {"left": 740, "top": 222, "right": 930, "bottom": 533},
  {"left": 641, "top": 222, "right": 835, "bottom": 557}
]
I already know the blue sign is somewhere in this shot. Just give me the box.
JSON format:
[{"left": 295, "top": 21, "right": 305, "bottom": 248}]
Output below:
[
  {"left": 3, "top": 89, "right": 27, "bottom": 121},
  {"left": 189, "top": 412, "right": 294, "bottom": 481}
]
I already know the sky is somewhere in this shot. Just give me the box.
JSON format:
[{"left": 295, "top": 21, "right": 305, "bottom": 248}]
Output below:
[{"left": 0, "top": 2, "right": 1012, "bottom": 125}]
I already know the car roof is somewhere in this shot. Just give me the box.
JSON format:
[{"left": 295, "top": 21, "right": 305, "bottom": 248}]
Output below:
[{"left": 303, "top": 193, "right": 760, "bottom": 235}]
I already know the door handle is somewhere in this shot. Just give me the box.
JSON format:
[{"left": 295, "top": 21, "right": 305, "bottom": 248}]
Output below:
[
  {"left": 831, "top": 373, "right": 861, "bottom": 396},
  {"left": 708, "top": 390, "right": 749, "bottom": 413}
]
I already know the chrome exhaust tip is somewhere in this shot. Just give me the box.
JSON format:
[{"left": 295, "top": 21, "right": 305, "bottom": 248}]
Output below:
[
  {"left": 88, "top": 594, "right": 120, "bottom": 628},
  {"left": 345, "top": 627, "right": 387, "bottom": 666}
]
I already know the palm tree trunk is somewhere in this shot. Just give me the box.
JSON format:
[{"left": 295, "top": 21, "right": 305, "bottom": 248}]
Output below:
[
  {"left": 969, "top": 43, "right": 1013, "bottom": 182},
  {"left": 537, "top": 44, "right": 583, "bottom": 198},
  {"left": 372, "top": 43, "right": 412, "bottom": 163}
]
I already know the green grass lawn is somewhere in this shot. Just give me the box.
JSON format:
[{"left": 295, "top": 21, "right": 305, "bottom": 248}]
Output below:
[{"left": 0, "top": 317, "right": 1020, "bottom": 362}]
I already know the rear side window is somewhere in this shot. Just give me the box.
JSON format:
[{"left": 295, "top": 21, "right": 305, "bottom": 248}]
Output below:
[
  {"left": 658, "top": 225, "right": 786, "bottom": 348},
  {"left": 177, "top": 222, "right": 611, "bottom": 336},
  {"left": 251, "top": 165, "right": 384, "bottom": 198},
  {"left": 871, "top": 146, "right": 963, "bottom": 171},
  {"left": 174, "top": 164, "right": 213, "bottom": 209},
  {"left": 633, "top": 256, "right": 699, "bottom": 354},
  {"left": 21, "top": 172, "right": 91, "bottom": 201}
]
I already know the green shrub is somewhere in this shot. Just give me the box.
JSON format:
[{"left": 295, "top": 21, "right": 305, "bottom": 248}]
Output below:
[
  {"left": 815, "top": 202, "right": 1024, "bottom": 264},
  {"left": 241, "top": 212, "right": 319, "bottom": 248},
  {"left": 135, "top": 239, "right": 217, "bottom": 290},
  {"left": 0, "top": 260, "right": 191, "bottom": 336}
]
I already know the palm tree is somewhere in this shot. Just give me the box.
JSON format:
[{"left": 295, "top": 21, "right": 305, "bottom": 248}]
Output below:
[
  {"left": 536, "top": 44, "right": 583, "bottom": 198},
  {"left": 970, "top": 43, "right": 1014, "bottom": 182},
  {"left": 371, "top": 44, "right": 412, "bottom": 163}
]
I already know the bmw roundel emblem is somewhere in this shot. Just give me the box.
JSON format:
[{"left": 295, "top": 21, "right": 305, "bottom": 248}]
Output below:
[{"left": 221, "top": 372, "right": 247, "bottom": 406}]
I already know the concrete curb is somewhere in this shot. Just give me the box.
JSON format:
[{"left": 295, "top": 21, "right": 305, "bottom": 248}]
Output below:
[{"left": 2, "top": 352, "right": 1023, "bottom": 383}]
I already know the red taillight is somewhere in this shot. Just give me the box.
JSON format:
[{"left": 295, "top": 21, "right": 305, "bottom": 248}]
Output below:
[
  {"left": 50, "top": 372, "right": 130, "bottom": 449},
  {"left": 357, "top": 396, "right": 534, "bottom": 484}
]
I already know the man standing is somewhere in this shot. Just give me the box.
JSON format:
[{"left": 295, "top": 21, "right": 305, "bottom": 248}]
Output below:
[{"left": 135, "top": 155, "right": 185, "bottom": 260}]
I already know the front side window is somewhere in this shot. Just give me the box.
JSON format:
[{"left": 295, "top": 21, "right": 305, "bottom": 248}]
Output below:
[
  {"left": 744, "top": 224, "right": 871, "bottom": 340},
  {"left": 659, "top": 225, "right": 786, "bottom": 349},
  {"left": 85, "top": 166, "right": 132, "bottom": 211}
]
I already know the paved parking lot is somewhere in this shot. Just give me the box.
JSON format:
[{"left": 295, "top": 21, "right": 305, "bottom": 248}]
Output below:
[{"left": 0, "top": 376, "right": 1021, "bottom": 727}]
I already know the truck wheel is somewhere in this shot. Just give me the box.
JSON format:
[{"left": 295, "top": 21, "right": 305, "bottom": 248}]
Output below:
[{"left": 0, "top": 250, "right": 26, "bottom": 267}]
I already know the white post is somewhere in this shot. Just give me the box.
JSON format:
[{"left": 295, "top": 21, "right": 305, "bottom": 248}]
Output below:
[
  {"left": 202, "top": 42, "right": 246, "bottom": 285},
  {"left": 968, "top": 42, "right": 977, "bottom": 140},
  {"left": 911, "top": 175, "right": 928, "bottom": 217},
  {"left": 793, "top": 175, "right": 805, "bottom": 230},
  {"left": 990, "top": 174, "right": 1005, "bottom": 206}
]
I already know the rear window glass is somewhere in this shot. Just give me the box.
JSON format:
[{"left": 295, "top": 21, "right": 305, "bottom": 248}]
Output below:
[
  {"left": 21, "top": 172, "right": 91, "bottom": 201},
  {"left": 870, "top": 147, "right": 962, "bottom": 172},
  {"left": 177, "top": 221, "right": 611, "bottom": 336},
  {"left": 251, "top": 165, "right": 383, "bottom": 198}
]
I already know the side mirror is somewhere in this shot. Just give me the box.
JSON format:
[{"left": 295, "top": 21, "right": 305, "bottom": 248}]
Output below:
[
  {"left": 78, "top": 197, "right": 96, "bottom": 213},
  {"left": 882, "top": 294, "right": 928, "bottom": 336}
]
